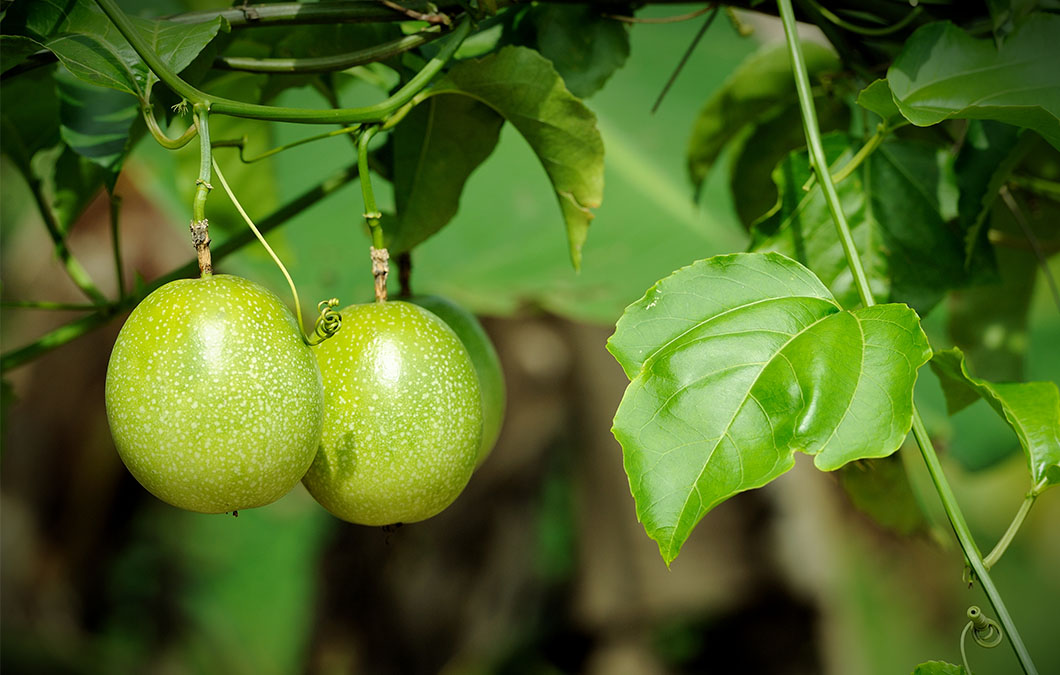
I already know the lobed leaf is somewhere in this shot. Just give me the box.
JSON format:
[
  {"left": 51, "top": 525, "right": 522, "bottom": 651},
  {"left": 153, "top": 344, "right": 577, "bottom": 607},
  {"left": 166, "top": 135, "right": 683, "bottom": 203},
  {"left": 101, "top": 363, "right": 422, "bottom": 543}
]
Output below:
[
  {"left": 887, "top": 14, "right": 1060, "bottom": 149},
  {"left": 930, "top": 348, "right": 1060, "bottom": 491},
  {"left": 609, "top": 252, "right": 931, "bottom": 563},
  {"left": 428, "top": 46, "right": 604, "bottom": 269}
]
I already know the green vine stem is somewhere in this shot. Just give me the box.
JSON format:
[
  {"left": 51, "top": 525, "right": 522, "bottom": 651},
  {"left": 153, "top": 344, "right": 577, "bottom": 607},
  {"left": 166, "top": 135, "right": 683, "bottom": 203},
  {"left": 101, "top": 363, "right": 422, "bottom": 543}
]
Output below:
[
  {"left": 1009, "top": 174, "right": 1060, "bottom": 200},
  {"left": 983, "top": 480, "right": 1046, "bottom": 569},
  {"left": 357, "top": 125, "right": 389, "bottom": 302},
  {"left": 142, "top": 103, "right": 197, "bottom": 149},
  {"left": 27, "top": 173, "right": 108, "bottom": 305},
  {"left": 1, "top": 301, "right": 100, "bottom": 311},
  {"left": 801, "top": 120, "right": 907, "bottom": 192},
  {"left": 191, "top": 105, "right": 213, "bottom": 277},
  {"left": 214, "top": 29, "right": 442, "bottom": 74},
  {"left": 213, "top": 125, "right": 361, "bottom": 163},
  {"left": 93, "top": 0, "right": 470, "bottom": 125},
  {"left": 109, "top": 191, "right": 125, "bottom": 298},
  {"left": 776, "top": 1, "right": 1038, "bottom": 673},
  {"left": 166, "top": 0, "right": 431, "bottom": 27},
  {"left": 805, "top": 0, "right": 923, "bottom": 37},
  {"left": 0, "top": 163, "right": 361, "bottom": 373}
]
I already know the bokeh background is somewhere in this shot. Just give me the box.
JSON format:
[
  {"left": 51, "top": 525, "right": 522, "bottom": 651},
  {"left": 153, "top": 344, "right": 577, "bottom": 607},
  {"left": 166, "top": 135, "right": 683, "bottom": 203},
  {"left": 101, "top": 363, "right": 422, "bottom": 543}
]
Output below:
[{"left": 3, "top": 4, "right": 1059, "bottom": 674}]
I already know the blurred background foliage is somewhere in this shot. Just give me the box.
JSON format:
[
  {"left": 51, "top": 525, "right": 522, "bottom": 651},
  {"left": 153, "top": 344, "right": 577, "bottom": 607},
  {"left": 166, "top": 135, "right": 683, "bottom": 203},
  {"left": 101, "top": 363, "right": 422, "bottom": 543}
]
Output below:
[{"left": 2, "top": 2, "right": 1059, "bottom": 674}]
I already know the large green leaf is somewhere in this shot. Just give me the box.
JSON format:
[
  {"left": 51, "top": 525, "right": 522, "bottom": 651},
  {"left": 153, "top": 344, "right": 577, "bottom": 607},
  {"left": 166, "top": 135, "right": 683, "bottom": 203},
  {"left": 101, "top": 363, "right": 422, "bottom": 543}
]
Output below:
[
  {"left": 608, "top": 252, "right": 932, "bottom": 563},
  {"left": 524, "top": 4, "right": 630, "bottom": 99},
  {"left": 751, "top": 133, "right": 965, "bottom": 313},
  {"left": 686, "top": 41, "right": 839, "bottom": 194},
  {"left": 388, "top": 95, "right": 504, "bottom": 254},
  {"left": 12, "top": 0, "right": 228, "bottom": 100},
  {"left": 887, "top": 14, "right": 1060, "bottom": 149},
  {"left": 930, "top": 348, "right": 1060, "bottom": 491},
  {"left": 427, "top": 46, "right": 604, "bottom": 269}
]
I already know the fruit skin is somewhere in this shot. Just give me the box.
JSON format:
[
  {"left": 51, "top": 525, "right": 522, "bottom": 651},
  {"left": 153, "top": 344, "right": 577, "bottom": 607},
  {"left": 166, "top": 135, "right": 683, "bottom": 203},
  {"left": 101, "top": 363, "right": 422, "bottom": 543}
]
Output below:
[
  {"left": 105, "top": 274, "right": 324, "bottom": 513},
  {"left": 303, "top": 301, "right": 482, "bottom": 525},
  {"left": 407, "top": 295, "right": 505, "bottom": 467}
]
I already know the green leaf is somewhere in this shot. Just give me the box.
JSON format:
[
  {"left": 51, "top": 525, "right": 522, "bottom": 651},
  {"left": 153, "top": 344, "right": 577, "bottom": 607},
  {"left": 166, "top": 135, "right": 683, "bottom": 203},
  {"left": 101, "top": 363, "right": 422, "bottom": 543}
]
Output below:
[
  {"left": 12, "top": 0, "right": 227, "bottom": 100},
  {"left": 887, "top": 14, "right": 1060, "bottom": 149},
  {"left": 752, "top": 133, "right": 965, "bottom": 313},
  {"left": 839, "top": 456, "right": 925, "bottom": 536},
  {"left": 687, "top": 41, "right": 839, "bottom": 194},
  {"left": 911, "top": 661, "right": 968, "bottom": 675},
  {"left": 0, "top": 34, "right": 44, "bottom": 75},
  {"left": 55, "top": 66, "right": 138, "bottom": 185},
  {"left": 428, "top": 46, "right": 604, "bottom": 269},
  {"left": 930, "top": 347, "right": 1060, "bottom": 490},
  {"left": 33, "top": 143, "right": 106, "bottom": 235},
  {"left": 389, "top": 95, "right": 504, "bottom": 254},
  {"left": 855, "top": 78, "right": 900, "bottom": 123},
  {"left": 525, "top": 4, "right": 630, "bottom": 99},
  {"left": 608, "top": 252, "right": 932, "bottom": 563}
]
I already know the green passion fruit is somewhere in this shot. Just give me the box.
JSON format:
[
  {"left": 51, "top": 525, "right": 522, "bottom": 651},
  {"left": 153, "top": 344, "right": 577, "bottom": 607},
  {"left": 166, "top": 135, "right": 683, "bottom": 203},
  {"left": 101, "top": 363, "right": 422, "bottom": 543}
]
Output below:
[
  {"left": 407, "top": 295, "right": 505, "bottom": 467},
  {"left": 105, "top": 274, "right": 324, "bottom": 513},
  {"left": 303, "top": 301, "right": 482, "bottom": 525}
]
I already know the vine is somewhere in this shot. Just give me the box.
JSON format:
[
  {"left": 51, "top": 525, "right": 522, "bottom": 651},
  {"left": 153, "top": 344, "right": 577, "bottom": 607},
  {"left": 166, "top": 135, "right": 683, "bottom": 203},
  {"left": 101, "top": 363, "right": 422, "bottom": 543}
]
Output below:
[{"left": 776, "top": 0, "right": 1038, "bottom": 672}]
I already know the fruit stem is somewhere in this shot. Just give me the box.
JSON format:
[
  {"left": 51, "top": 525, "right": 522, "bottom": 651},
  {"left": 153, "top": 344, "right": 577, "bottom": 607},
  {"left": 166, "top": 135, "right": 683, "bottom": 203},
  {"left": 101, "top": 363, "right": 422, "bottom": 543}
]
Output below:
[
  {"left": 777, "top": 1, "right": 1037, "bottom": 672},
  {"left": 192, "top": 105, "right": 213, "bottom": 277},
  {"left": 358, "top": 125, "right": 389, "bottom": 302},
  {"left": 2, "top": 163, "right": 362, "bottom": 372}
]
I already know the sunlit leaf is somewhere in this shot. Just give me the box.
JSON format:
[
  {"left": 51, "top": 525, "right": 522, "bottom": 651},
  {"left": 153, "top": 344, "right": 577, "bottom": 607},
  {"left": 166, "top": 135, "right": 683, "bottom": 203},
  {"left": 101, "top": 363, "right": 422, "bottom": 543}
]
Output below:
[
  {"left": 428, "top": 46, "right": 604, "bottom": 269},
  {"left": 930, "top": 347, "right": 1060, "bottom": 490},
  {"left": 609, "top": 252, "right": 931, "bottom": 563},
  {"left": 887, "top": 14, "right": 1060, "bottom": 149}
]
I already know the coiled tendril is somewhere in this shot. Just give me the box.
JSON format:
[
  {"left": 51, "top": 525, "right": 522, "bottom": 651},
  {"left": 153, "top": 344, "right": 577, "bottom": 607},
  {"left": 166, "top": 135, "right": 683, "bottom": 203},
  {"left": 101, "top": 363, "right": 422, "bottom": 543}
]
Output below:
[
  {"left": 961, "top": 605, "right": 1004, "bottom": 673},
  {"left": 310, "top": 299, "right": 342, "bottom": 345}
]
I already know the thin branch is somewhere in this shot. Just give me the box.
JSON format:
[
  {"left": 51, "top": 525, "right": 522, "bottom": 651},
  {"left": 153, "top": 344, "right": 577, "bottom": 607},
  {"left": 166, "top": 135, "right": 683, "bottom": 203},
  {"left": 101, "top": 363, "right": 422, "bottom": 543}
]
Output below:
[
  {"left": 93, "top": 0, "right": 472, "bottom": 125},
  {"left": 651, "top": 5, "right": 719, "bottom": 114},
  {"left": 27, "top": 176, "right": 109, "bottom": 306},
  {"left": 213, "top": 29, "right": 442, "bottom": 74},
  {"left": 213, "top": 126, "right": 361, "bottom": 163},
  {"left": 605, "top": 6, "right": 715, "bottom": 24}
]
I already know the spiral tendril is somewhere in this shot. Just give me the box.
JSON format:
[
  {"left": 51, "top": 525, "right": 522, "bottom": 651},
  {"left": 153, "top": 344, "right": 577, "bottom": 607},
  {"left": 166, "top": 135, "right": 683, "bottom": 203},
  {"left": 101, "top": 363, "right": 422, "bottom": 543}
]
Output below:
[
  {"left": 960, "top": 606, "right": 1004, "bottom": 673},
  {"left": 309, "top": 299, "right": 342, "bottom": 345}
]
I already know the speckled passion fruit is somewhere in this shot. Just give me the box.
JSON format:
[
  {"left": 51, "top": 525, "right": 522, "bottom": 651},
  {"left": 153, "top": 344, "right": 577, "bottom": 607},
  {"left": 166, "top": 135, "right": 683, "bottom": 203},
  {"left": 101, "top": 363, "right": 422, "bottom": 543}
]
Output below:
[
  {"left": 407, "top": 295, "right": 505, "bottom": 467},
  {"left": 105, "top": 274, "right": 324, "bottom": 513},
  {"left": 303, "top": 301, "right": 482, "bottom": 526}
]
